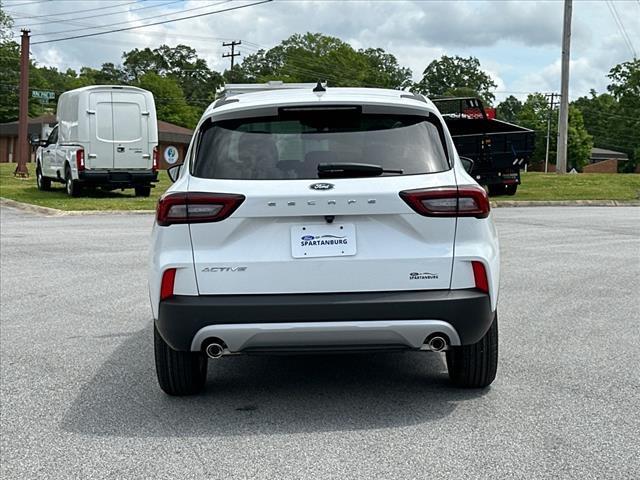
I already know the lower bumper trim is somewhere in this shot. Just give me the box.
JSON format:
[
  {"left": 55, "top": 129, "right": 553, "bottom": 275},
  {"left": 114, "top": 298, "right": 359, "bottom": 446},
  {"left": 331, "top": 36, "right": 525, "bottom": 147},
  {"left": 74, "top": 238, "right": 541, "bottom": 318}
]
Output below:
[
  {"left": 156, "top": 289, "right": 494, "bottom": 351},
  {"left": 190, "top": 319, "right": 461, "bottom": 352}
]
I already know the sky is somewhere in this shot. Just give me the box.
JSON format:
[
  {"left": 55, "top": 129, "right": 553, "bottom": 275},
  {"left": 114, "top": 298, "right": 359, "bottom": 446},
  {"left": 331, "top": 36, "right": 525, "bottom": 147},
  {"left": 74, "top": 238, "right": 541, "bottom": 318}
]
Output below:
[{"left": 4, "top": 0, "right": 640, "bottom": 102}]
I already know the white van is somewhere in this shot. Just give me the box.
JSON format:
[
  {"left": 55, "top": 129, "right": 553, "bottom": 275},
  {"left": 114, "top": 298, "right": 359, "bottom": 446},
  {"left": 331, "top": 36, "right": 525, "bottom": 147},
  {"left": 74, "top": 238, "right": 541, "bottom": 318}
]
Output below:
[{"left": 35, "top": 85, "right": 159, "bottom": 197}]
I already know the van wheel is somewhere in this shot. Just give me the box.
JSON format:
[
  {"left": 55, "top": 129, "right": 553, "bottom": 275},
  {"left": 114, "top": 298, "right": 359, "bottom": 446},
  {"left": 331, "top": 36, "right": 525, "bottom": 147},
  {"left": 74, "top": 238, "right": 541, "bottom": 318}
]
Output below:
[
  {"left": 135, "top": 186, "right": 151, "bottom": 197},
  {"left": 446, "top": 313, "right": 498, "bottom": 388},
  {"left": 154, "top": 324, "right": 208, "bottom": 396},
  {"left": 36, "top": 166, "right": 51, "bottom": 191},
  {"left": 65, "top": 166, "right": 82, "bottom": 197}
]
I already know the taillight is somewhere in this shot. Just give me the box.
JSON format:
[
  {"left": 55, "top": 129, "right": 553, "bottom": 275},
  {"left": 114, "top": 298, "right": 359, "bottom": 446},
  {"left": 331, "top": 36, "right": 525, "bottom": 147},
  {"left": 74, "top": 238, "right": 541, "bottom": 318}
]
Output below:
[
  {"left": 152, "top": 146, "right": 158, "bottom": 172},
  {"left": 472, "top": 261, "right": 489, "bottom": 294},
  {"left": 76, "top": 149, "right": 85, "bottom": 172},
  {"left": 160, "top": 268, "right": 176, "bottom": 300},
  {"left": 399, "top": 185, "right": 490, "bottom": 218},
  {"left": 156, "top": 192, "right": 245, "bottom": 227}
]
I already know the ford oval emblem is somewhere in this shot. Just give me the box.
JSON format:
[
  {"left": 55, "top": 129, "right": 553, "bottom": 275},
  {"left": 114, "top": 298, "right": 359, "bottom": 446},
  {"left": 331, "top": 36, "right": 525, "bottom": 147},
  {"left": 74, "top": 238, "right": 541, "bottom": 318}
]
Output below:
[
  {"left": 310, "top": 182, "right": 334, "bottom": 191},
  {"left": 301, "top": 235, "right": 315, "bottom": 241}
]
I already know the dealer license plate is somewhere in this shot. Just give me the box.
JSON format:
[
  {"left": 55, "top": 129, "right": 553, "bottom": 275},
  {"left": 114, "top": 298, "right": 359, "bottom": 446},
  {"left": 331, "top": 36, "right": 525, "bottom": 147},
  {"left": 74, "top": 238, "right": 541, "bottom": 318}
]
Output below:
[{"left": 291, "top": 224, "right": 356, "bottom": 258}]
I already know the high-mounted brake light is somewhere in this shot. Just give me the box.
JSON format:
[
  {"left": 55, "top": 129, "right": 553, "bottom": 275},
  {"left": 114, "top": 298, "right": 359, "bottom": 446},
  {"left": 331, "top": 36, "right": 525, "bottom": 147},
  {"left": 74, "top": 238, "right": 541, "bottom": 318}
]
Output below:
[
  {"left": 472, "top": 261, "right": 489, "bottom": 294},
  {"left": 76, "top": 149, "right": 85, "bottom": 172},
  {"left": 160, "top": 268, "right": 176, "bottom": 300},
  {"left": 156, "top": 192, "right": 245, "bottom": 227},
  {"left": 399, "top": 185, "right": 490, "bottom": 218},
  {"left": 152, "top": 146, "right": 158, "bottom": 172}
]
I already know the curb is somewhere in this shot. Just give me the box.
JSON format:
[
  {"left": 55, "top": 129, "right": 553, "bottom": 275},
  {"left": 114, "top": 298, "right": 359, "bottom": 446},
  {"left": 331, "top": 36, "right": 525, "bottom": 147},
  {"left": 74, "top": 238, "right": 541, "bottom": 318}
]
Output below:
[
  {"left": 491, "top": 200, "right": 640, "bottom": 207},
  {"left": 0, "top": 198, "right": 154, "bottom": 216},
  {"left": 2, "top": 197, "right": 639, "bottom": 217}
]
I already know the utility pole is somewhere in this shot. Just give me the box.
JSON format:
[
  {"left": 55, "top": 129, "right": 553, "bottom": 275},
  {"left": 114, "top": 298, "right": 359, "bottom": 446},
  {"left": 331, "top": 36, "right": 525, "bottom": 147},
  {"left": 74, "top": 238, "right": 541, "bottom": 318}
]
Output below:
[
  {"left": 14, "top": 29, "right": 30, "bottom": 177},
  {"left": 544, "top": 92, "right": 560, "bottom": 173},
  {"left": 222, "top": 40, "right": 241, "bottom": 79},
  {"left": 556, "top": 0, "right": 572, "bottom": 175}
]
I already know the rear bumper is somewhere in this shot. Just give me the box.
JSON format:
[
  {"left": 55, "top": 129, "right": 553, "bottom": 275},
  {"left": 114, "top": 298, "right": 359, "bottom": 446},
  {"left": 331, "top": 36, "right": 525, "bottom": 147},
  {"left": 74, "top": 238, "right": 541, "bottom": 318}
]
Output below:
[
  {"left": 156, "top": 289, "right": 494, "bottom": 351},
  {"left": 78, "top": 169, "right": 157, "bottom": 186}
]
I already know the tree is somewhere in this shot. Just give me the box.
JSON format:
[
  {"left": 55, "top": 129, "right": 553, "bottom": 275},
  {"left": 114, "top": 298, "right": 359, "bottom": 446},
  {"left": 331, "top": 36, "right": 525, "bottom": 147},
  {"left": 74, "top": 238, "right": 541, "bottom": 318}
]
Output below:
[
  {"left": 235, "top": 33, "right": 412, "bottom": 89},
  {"left": 573, "top": 60, "right": 640, "bottom": 172},
  {"left": 496, "top": 95, "right": 523, "bottom": 124},
  {"left": 517, "top": 93, "right": 593, "bottom": 170},
  {"left": 1, "top": 4, "right": 13, "bottom": 42},
  {"left": 566, "top": 106, "right": 593, "bottom": 170},
  {"left": 359, "top": 48, "right": 412, "bottom": 89},
  {"left": 516, "top": 93, "right": 550, "bottom": 169},
  {"left": 122, "top": 44, "right": 222, "bottom": 110},
  {"left": 413, "top": 55, "right": 498, "bottom": 104},
  {"left": 137, "top": 72, "right": 200, "bottom": 128}
]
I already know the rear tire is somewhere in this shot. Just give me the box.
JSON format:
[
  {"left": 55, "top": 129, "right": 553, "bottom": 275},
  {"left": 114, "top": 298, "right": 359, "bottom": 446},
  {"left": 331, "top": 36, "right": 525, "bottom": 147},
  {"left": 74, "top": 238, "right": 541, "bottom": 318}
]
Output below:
[
  {"left": 154, "top": 324, "right": 208, "bottom": 396},
  {"left": 446, "top": 313, "right": 498, "bottom": 388},
  {"left": 135, "top": 186, "right": 151, "bottom": 197},
  {"left": 36, "top": 166, "right": 51, "bottom": 191},
  {"left": 487, "top": 185, "right": 504, "bottom": 196},
  {"left": 505, "top": 184, "right": 518, "bottom": 196},
  {"left": 65, "top": 166, "right": 82, "bottom": 197}
]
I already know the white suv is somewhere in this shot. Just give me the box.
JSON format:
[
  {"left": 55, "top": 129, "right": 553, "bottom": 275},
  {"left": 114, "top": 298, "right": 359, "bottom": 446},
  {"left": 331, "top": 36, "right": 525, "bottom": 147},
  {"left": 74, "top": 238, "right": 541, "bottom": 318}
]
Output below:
[{"left": 149, "top": 83, "right": 499, "bottom": 396}]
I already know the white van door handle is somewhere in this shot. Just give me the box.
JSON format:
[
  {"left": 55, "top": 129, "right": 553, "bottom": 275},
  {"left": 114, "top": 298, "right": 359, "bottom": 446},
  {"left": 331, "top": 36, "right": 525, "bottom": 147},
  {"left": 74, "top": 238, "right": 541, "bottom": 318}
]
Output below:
[
  {"left": 88, "top": 154, "right": 97, "bottom": 159},
  {"left": 142, "top": 154, "right": 150, "bottom": 159},
  {"left": 141, "top": 112, "right": 150, "bottom": 116},
  {"left": 86, "top": 109, "right": 96, "bottom": 114}
]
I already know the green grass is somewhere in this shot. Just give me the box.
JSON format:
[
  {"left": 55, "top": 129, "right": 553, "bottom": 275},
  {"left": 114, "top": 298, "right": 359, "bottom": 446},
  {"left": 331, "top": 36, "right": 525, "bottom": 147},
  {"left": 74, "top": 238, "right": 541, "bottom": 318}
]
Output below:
[
  {"left": 0, "top": 162, "right": 170, "bottom": 210},
  {"left": 1, "top": 163, "right": 639, "bottom": 211},
  {"left": 516, "top": 172, "right": 640, "bottom": 201}
]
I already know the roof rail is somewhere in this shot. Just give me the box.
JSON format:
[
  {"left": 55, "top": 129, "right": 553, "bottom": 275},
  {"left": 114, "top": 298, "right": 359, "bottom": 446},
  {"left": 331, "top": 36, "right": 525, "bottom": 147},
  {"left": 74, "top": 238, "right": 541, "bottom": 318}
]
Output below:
[{"left": 218, "top": 81, "right": 327, "bottom": 98}]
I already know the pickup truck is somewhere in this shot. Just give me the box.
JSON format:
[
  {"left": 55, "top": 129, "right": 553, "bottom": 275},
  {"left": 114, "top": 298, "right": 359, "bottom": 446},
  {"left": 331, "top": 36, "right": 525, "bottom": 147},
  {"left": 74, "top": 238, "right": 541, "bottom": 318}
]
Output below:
[
  {"left": 432, "top": 97, "right": 535, "bottom": 196},
  {"left": 35, "top": 85, "right": 159, "bottom": 197}
]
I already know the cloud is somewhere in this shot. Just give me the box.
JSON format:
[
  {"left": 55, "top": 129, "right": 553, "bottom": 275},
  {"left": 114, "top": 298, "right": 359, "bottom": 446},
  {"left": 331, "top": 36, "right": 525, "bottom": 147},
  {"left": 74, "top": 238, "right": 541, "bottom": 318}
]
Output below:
[{"left": 4, "top": 0, "right": 639, "bottom": 101}]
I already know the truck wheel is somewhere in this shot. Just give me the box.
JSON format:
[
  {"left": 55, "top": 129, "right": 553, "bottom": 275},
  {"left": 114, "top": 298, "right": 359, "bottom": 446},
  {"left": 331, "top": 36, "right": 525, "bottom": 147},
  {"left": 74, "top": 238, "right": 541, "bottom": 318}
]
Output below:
[
  {"left": 65, "top": 166, "right": 82, "bottom": 197},
  {"left": 487, "top": 185, "right": 504, "bottom": 196},
  {"left": 505, "top": 184, "right": 518, "bottom": 196},
  {"left": 446, "top": 313, "right": 498, "bottom": 388},
  {"left": 154, "top": 324, "right": 208, "bottom": 396},
  {"left": 36, "top": 166, "right": 51, "bottom": 191},
  {"left": 135, "top": 186, "right": 151, "bottom": 197}
]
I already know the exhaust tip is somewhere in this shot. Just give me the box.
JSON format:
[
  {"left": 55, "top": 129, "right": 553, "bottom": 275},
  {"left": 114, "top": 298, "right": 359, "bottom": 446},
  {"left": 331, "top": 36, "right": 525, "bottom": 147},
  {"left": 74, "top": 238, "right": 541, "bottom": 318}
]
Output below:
[
  {"left": 427, "top": 335, "right": 448, "bottom": 352},
  {"left": 205, "top": 342, "right": 224, "bottom": 359}
]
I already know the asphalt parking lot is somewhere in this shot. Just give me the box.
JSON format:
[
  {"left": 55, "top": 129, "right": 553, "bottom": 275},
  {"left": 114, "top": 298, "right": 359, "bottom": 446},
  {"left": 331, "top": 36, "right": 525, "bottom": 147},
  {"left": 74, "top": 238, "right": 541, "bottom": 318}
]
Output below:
[{"left": 1, "top": 205, "right": 639, "bottom": 479}]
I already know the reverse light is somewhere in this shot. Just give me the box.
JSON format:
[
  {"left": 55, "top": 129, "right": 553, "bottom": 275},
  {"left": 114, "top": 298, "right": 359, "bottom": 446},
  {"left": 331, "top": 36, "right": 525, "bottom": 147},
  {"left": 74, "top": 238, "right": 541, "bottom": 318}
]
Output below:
[
  {"left": 152, "top": 146, "right": 158, "bottom": 172},
  {"left": 160, "top": 268, "right": 176, "bottom": 300},
  {"left": 472, "top": 261, "right": 489, "bottom": 294},
  {"left": 156, "top": 192, "right": 245, "bottom": 227},
  {"left": 76, "top": 149, "right": 85, "bottom": 172},
  {"left": 399, "top": 185, "right": 490, "bottom": 218}
]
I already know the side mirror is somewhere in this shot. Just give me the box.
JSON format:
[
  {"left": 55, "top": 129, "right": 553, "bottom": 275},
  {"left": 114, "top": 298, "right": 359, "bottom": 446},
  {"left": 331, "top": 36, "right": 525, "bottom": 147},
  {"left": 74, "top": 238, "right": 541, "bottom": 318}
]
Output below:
[
  {"left": 39, "top": 139, "right": 48, "bottom": 147},
  {"left": 460, "top": 157, "right": 474, "bottom": 174},
  {"left": 167, "top": 164, "right": 182, "bottom": 183}
]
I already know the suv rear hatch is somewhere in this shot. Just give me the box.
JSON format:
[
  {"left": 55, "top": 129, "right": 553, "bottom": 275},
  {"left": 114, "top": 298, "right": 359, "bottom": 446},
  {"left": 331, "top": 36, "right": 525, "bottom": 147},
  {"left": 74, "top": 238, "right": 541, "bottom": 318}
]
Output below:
[{"left": 187, "top": 106, "right": 458, "bottom": 295}]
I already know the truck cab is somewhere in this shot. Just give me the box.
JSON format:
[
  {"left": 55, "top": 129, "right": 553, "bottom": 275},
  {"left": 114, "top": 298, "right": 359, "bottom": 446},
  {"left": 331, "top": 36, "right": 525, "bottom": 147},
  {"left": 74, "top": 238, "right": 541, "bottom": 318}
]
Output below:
[{"left": 35, "top": 85, "right": 159, "bottom": 197}]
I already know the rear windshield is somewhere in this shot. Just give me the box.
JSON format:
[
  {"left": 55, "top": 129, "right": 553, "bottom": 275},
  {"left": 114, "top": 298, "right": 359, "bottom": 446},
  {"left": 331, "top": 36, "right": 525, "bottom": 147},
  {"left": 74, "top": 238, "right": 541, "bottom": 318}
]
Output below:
[{"left": 192, "top": 111, "right": 450, "bottom": 180}]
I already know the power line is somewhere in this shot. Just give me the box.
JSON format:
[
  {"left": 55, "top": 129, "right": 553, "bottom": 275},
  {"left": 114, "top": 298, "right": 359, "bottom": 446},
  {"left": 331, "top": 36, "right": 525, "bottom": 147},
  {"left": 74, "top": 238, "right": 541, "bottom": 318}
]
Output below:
[
  {"left": 30, "top": 1, "right": 232, "bottom": 38},
  {"left": 30, "top": 0, "right": 273, "bottom": 45},
  {"left": 3, "top": 0, "right": 51, "bottom": 7},
  {"left": 15, "top": 0, "right": 180, "bottom": 29},
  {"left": 7, "top": 1, "right": 139, "bottom": 21},
  {"left": 606, "top": 0, "right": 637, "bottom": 59}
]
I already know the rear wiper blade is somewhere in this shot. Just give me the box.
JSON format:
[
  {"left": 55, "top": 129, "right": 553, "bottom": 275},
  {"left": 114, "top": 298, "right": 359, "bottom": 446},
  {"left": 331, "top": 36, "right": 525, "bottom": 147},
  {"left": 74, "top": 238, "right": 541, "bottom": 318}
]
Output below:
[{"left": 317, "top": 162, "right": 403, "bottom": 178}]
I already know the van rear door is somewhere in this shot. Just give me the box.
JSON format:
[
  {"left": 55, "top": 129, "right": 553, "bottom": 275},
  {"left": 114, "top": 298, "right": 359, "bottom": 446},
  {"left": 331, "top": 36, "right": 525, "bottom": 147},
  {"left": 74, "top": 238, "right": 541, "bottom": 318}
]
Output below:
[
  {"left": 112, "top": 91, "right": 151, "bottom": 170},
  {"left": 88, "top": 91, "right": 114, "bottom": 169}
]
